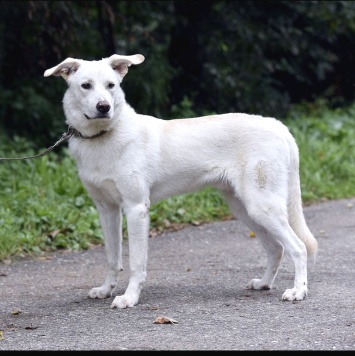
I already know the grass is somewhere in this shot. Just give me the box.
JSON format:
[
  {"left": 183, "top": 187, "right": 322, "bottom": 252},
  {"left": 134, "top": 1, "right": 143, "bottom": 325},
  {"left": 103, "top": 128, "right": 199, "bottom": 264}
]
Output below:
[
  {"left": 1, "top": 102, "right": 355, "bottom": 261},
  {"left": 287, "top": 102, "right": 355, "bottom": 202}
]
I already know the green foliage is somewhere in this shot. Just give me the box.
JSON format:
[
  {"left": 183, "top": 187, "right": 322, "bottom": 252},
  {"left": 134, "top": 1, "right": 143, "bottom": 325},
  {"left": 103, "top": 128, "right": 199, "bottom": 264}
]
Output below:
[
  {"left": 0, "top": 145, "right": 103, "bottom": 260},
  {"left": 1, "top": 102, "right": 355, "bottom": 261},
  {"left": 186, "top": 0, "right": 355, "bottom": 118},
  {"left": 2, "top": 1, "right": 355, "bottom": 141},
  {"left": 286, "top": 101, "right": 355, "bottom": 202},
  {"left": 0, "top": 83, "right": 66, "bottom": 146}
]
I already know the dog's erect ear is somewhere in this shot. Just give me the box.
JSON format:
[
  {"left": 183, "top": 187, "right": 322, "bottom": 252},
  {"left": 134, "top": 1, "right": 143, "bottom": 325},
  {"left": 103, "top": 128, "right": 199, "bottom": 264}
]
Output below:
[
  {"left": 43, "top": 58, "right": 81, "bottom": 81},
  {"left": 108, "top": 54, "right": 145, "bottom": 79}
]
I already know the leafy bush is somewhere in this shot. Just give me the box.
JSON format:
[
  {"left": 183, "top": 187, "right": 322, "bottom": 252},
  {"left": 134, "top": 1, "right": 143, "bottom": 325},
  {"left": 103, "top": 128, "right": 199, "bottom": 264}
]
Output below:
[
  {"left": 286, "top": 100, "right": 355, "bottom": 202},
  {"left": 1, "top": 1, "right": 355, "bottom": 142}
]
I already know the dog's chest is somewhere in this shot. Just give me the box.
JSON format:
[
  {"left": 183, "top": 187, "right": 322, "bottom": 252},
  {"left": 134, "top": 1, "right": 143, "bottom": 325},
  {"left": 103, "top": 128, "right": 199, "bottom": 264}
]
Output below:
[{"left": 69, "top": 140, "right": 124, "bottom": 202}]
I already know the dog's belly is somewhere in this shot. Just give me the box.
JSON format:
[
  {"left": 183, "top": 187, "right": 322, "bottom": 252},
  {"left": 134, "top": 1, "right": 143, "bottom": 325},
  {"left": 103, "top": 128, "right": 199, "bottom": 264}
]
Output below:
[
  {"left": 149, "top": 167, "right": 229, "bottom": 204},
  {"left": 150, "top": 177, "right": 203, "bottom": 203}
]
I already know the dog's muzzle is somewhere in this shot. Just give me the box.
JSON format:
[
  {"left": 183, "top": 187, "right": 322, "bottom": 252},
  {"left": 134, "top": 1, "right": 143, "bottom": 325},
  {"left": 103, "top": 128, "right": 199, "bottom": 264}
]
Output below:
[{"left": 85, "top": 101, "right": 111, "bottom": 120}]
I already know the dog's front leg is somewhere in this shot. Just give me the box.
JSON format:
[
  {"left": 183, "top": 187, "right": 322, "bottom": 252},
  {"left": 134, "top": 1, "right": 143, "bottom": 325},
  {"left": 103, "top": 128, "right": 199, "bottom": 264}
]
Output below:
[
  {"left": 111, "top": 202, "right": 149, "bottom": 309},
  {"left": 88, "top": 204, "right": 123, "bottom": 299}
]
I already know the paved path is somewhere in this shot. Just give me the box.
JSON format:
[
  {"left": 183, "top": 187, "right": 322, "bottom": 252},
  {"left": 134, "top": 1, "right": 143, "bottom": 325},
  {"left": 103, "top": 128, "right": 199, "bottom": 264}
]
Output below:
[{"left": 1, "top": 197, "right": 354, "bottom": 350}]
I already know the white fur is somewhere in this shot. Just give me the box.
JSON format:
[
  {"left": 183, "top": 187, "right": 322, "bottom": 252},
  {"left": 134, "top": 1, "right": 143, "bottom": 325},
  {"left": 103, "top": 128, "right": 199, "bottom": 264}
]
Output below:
[{"left": 44, "top": 54, "right": 318, "bottom": 308}]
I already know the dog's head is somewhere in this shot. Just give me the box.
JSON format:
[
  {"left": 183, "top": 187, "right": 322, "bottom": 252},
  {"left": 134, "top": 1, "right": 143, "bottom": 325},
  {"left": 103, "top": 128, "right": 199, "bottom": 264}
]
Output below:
[{"left": 44, "top": 54, "right": 144, "bottom": 134}]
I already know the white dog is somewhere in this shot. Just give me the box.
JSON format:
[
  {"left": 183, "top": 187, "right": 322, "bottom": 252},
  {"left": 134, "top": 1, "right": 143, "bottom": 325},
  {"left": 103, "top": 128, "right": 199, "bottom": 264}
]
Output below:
[{"left": 44, "top": 54, "right": 318, "bottom": 309}]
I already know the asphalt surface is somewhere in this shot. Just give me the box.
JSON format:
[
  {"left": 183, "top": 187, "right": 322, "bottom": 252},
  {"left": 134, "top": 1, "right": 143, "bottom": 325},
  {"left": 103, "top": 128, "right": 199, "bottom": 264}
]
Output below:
[{"left": 0, "top": 197, "right": 355, "bottom": 350}]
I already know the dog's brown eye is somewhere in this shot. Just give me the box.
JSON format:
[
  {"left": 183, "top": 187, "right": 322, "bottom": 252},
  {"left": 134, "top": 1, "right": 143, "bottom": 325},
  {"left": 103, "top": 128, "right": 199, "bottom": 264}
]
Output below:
[
  {"left": 108, "top": 83, "right": 115, "bottom": 89},
  {"left": 81, "top": 83, "right": 91, "bottom": 90}
]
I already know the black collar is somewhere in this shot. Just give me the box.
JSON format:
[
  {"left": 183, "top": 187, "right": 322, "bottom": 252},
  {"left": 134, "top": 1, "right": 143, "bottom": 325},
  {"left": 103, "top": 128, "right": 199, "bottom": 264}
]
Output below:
[{"left": 68, "top": 126, "right": 109, "bottom": 139}]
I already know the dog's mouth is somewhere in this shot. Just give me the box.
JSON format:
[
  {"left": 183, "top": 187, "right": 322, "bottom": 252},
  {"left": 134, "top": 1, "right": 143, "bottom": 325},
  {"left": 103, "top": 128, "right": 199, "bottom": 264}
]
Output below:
[{"left": 84, "top": 114, "right": 110, "bottom": 120}]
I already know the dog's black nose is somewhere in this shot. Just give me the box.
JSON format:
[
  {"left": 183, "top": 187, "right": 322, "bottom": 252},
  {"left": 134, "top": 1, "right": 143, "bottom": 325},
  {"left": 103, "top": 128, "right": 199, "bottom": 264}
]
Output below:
[{"left": 96, "top": 101, "right": 110, "bottom": 113}]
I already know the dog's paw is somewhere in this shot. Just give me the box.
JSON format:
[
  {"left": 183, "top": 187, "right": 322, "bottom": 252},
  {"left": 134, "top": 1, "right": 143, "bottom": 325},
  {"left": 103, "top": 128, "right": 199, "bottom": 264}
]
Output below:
[
  {"left": 111, "top": 294, "right": 138, "bottom": 309},
  {"left": 282, "top": 287, "right": 307, "bottom": 301},
  {"left": 246, "top": 278, "right": 271, "bottom": 290},
  {"left": 88, "top": 286, "right": 113, "bottom": 299}
]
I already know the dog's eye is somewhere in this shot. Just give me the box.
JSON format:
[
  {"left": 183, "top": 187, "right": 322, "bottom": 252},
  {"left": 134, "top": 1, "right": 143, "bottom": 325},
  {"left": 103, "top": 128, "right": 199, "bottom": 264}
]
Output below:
[
  {"left": 81, "top": 83, "right": 92, "bottom": 90},
  {"left": 108, "top": 83, "right": 115, "bottom": 89}
]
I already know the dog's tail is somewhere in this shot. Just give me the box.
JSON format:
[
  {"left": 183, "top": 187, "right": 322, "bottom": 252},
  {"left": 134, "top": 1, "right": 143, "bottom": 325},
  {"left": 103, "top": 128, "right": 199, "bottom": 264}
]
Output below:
[{"left": 287, "top": 136, "right": 318, "bottom": 260}]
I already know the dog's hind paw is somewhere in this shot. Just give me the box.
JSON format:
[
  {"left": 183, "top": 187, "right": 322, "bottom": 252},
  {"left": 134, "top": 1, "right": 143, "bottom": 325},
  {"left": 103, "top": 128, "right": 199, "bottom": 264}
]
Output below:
[
  {"left": 282, "top": 287, "right": 307, "bottom": 301},
  {"left": 246, "top": 278, "right": 271, "bottom": 290},
  {"left": 88, "top": 286, "right": 113, "bottom": 299}
]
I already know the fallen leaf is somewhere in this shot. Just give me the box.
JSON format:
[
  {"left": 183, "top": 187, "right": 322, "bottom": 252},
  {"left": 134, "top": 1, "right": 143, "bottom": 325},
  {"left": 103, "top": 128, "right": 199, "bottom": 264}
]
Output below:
[
  {"left": 0, "top": 330, "right": 4, "bottom": 341},
  {"left": 153, "top": 315, "right": 178, "bottom": 324},
  {"left": 249, "top": 231, "right": 256, "bottom": 238},
  {"left": 48, "top": 229, "right": 61, "bottom": 238},
  {"left": 10, "top": 308, "right": 22, "bottom": 315}
]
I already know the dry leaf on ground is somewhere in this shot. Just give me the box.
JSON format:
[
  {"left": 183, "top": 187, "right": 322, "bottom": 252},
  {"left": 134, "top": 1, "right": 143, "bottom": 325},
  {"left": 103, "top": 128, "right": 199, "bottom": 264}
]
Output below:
[
  {"left": 10, "top": 308, "right": 22, "bottom": 315},
  {"left": 153, "top": 315, "right": 178, "bottom": 324}
]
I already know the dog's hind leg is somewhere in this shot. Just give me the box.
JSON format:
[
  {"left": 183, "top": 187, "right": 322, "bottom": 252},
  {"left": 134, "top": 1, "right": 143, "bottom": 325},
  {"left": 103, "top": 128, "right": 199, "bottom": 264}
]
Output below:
[
  {"left": 222, "top": 191, "right": 284, "bottom": 290},
  {"left": 111, "top": 201, "right": 150, "bottom": 309},
  {"left": 88, "top": 204, "right": 123, "bottom": 299},
  {"left": 244, "top": 196, "right": 308, "bottom": 301},
  {"left": 245, "top": 226, "right": 284, "bottom": 290}
]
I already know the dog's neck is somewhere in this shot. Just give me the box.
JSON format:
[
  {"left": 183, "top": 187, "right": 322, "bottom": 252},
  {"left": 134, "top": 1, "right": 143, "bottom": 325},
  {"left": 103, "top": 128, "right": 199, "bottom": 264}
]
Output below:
[{"left": 68, "top": 126, "right": 109, "bottom": 140}]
